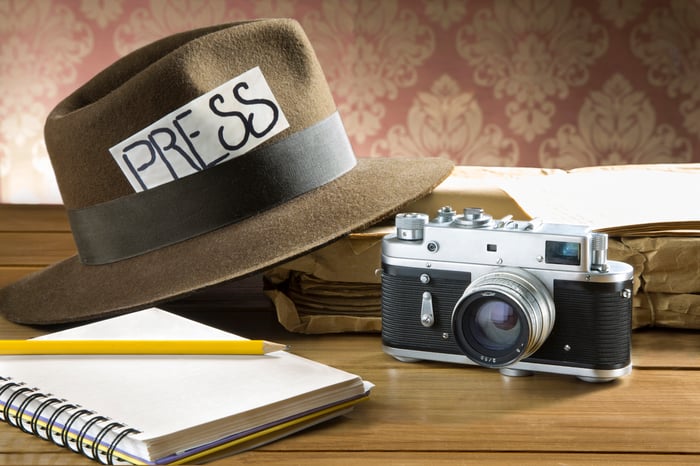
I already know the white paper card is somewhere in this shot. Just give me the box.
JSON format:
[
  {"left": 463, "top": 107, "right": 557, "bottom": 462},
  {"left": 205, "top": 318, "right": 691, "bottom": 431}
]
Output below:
[{"left": 109, "top": 67, "right": 289, "bottom": 191}]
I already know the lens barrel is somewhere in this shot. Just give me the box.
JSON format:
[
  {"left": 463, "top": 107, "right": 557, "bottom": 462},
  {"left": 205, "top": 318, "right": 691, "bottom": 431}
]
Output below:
[{"left": 452, "top": 268, "right": 555, "bottom": 368}]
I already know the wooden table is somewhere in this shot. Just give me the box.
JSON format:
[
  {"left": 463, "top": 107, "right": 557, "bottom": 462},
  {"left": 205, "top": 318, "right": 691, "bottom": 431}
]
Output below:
[{"left": 1, "top": 205, "right": 699, "bottom": 464}]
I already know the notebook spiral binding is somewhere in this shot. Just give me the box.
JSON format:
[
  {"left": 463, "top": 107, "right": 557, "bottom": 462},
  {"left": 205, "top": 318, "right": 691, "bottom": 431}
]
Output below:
[{"left": 0, "top": 376, "right": 140, "bottom": 465}]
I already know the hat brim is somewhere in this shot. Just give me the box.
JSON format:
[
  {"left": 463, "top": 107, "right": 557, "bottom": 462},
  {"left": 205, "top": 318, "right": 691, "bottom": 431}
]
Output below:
[{"left": 0, "top": 158, "right": 453, "bottom": 324}]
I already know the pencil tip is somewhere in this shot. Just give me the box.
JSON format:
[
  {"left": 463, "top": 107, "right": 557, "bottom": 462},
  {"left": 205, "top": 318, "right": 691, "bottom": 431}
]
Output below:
[{"left": 263, "top": 341, "right": 290, "bottom": 353}]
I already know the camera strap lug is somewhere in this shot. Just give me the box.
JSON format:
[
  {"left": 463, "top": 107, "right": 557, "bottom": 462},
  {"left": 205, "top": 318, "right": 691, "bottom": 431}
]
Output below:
[{"left": 420, "top": 291, "right": 435, "bottom": 327}]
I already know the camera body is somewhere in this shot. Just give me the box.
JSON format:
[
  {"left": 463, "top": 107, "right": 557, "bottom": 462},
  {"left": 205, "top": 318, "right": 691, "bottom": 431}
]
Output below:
[{"left": 381, "top": 207, "right": 634, "bottom": 382}]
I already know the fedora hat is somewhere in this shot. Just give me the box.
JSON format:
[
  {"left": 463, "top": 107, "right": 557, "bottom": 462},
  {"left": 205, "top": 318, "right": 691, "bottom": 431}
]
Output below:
[{"left": 0, "top": 19, "right": 452, "bottom": 325}]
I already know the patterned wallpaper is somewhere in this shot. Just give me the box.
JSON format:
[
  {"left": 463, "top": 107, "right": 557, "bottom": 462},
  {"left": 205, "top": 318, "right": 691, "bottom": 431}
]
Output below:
[{"left": 1, "top": 0, "right": 698, "bottom": 203}]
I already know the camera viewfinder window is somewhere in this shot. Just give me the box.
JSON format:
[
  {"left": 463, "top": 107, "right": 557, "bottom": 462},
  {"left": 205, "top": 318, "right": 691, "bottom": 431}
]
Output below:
[{"left": 545, "top": 241, "right": 580, "bottom": 266}]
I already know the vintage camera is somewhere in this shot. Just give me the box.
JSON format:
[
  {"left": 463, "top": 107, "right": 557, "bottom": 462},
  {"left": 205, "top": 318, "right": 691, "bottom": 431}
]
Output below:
[{"left": 381, "top": 207, "right": 634, "bottom": 382}]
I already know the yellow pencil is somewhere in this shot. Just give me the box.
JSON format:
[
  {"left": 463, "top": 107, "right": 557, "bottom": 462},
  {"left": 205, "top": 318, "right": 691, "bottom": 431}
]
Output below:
[{"left": 0, "top": 339, "right": 289, "bottom": 355}]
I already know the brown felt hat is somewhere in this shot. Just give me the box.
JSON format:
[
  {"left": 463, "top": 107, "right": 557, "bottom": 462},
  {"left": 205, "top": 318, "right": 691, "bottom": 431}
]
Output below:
[{"left": 0, "top": 19, "right": 453, "bottom": 325}]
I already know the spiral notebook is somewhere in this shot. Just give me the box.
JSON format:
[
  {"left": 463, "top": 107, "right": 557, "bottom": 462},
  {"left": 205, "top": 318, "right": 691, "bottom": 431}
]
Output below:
[{"left": 0, "top": 308, "right": 372, "bottom": 464}]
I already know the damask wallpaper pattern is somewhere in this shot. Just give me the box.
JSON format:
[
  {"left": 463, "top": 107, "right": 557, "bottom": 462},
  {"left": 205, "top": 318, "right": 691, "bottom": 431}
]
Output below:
[{"left": 0, "top": 0, "right": 698, "bottom": 203}]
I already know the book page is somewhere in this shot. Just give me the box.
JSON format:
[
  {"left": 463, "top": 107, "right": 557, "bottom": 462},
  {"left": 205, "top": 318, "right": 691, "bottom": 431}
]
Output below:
[{"left": 498, "top": 165, "right": 700, "bottom": 235}]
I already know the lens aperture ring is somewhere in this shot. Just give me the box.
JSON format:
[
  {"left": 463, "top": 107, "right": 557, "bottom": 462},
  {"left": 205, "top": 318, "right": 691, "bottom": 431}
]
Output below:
[{"left": 452, "top": 268, "right": 555, "bottom": 367}]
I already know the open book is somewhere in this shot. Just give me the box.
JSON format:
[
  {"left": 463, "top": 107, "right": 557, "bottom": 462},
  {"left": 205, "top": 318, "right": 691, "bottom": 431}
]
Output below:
[
  {"left": 0, "top": 309, "right": 372, "bottom": 464},
  {"left": 497, "top": 164, "right": 700, "bottom": 236},
  {"left": 397, "top": 164, "right": 700, "bottom": 237}
]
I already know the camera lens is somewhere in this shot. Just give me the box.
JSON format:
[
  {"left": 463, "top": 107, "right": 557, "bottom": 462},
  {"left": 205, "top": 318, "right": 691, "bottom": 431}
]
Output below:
[
  {"left": 451, "top": 268, "right": 555, "bottom": 368},
  {"left": 471, "top": 299, "right": 521, "bottom": 351}
]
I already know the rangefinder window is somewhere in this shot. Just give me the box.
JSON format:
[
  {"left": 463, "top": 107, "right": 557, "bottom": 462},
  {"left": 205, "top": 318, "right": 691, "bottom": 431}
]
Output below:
[{"left": 545, "top": 241, "right": 580, "bottom": 266}]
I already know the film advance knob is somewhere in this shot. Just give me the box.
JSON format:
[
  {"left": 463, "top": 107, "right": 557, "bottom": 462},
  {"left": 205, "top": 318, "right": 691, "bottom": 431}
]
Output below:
[{"left": 395, "top": 213, "right": 429, "bottom": 241}]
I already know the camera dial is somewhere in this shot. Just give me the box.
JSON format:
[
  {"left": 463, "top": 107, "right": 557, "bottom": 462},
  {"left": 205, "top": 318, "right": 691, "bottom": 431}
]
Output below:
[
  {"left": 432, "top": 206, "right": 457, "bottom": 224},
  {"left": 451, "top": 268, "right": 555, "bottom": 368},
  {"left": 454, "top": 207, "right": 493, "bottom": 228},
  {"left": 395, "top": 213, "right": 429, "bottom": 241}
]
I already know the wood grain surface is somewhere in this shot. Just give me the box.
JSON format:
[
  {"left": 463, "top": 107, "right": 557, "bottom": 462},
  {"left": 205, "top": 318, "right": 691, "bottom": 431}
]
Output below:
[{"left": 0, "top": 204, "right": 698, "bottom": 465}]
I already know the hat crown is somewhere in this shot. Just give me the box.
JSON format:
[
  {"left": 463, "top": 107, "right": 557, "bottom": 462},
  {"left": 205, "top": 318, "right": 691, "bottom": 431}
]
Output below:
[{"left": 45, "top": 19, "right": 335, "bottom": 209}]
